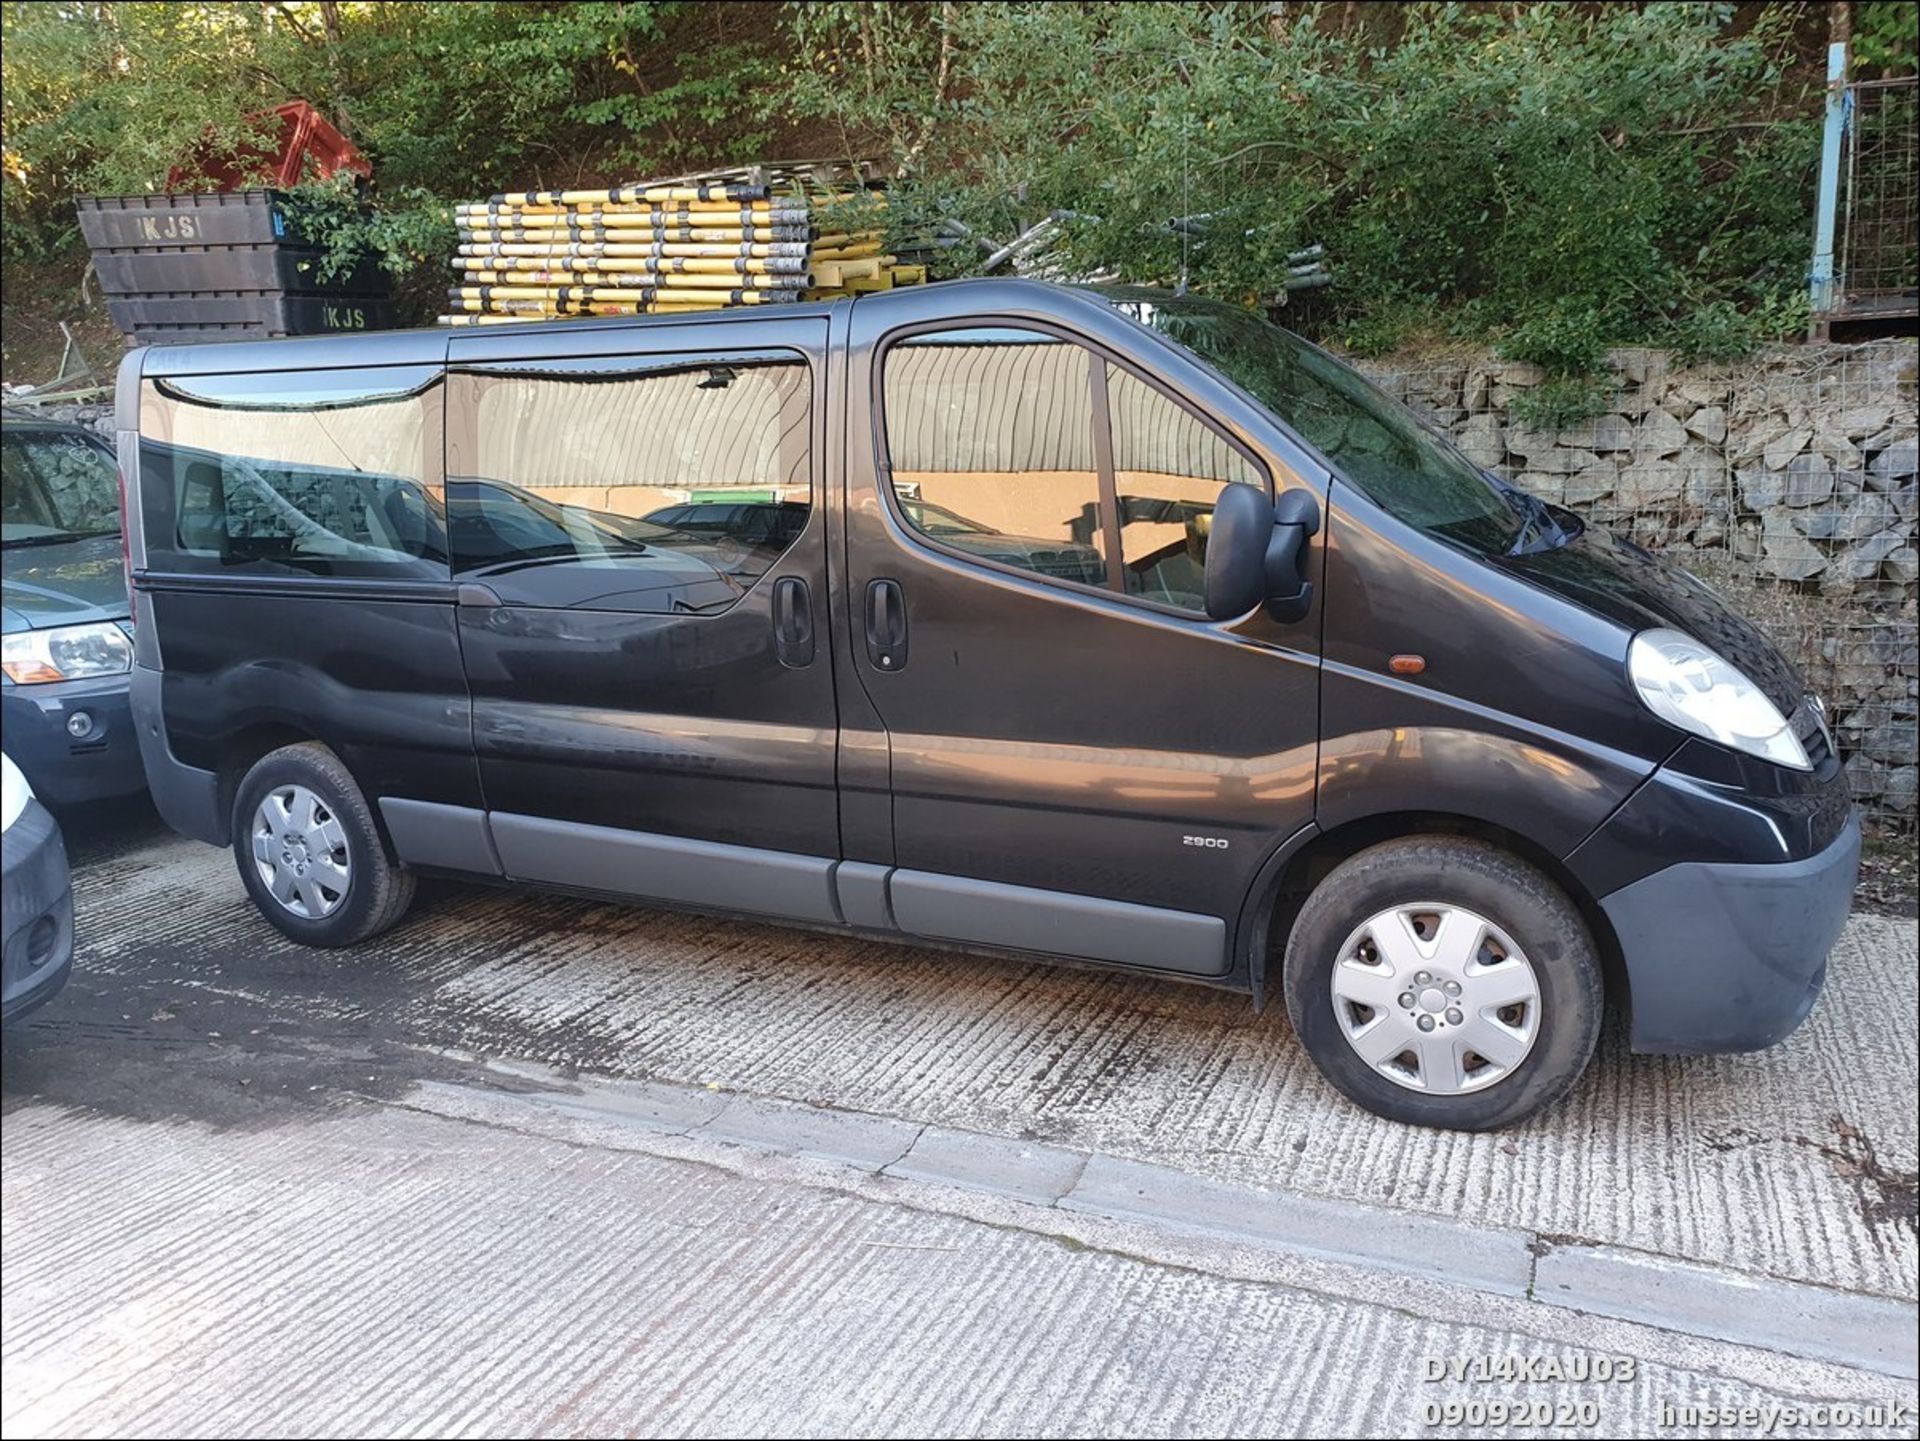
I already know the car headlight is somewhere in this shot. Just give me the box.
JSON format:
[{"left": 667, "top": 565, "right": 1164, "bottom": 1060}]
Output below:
[
  {"left": 2, "top": 622, "right": 134, "bottom": 685},
  {"left": 1628, "top": 627, "right": 1809, "bottom": 771}
]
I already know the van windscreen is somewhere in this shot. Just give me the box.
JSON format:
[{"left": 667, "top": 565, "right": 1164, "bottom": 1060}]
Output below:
[{"left": 1106, "top": 291, "right": 1528, "bottom": 555}]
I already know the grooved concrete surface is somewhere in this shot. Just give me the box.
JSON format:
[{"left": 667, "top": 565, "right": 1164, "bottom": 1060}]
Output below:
[
  {"left": 5, "top": 818, "right": 1919, "bottom": 1436},
  {"left": 24, "top": 824, "right": 1914, "bottom": 1303},
  {"left": 5, "top": 1098, "right": 1914, "bottom": 1439}
]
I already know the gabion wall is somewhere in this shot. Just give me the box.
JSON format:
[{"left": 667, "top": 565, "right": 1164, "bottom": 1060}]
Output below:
[{"left": 1356, "top": 342, "right": 1919, "bottom": 828}]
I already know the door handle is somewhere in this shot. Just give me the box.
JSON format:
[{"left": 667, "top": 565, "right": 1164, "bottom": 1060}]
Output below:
[
  {"left": 864, "top": 578, "right": 908, "bottom": 671},
  {"left": 772, "top": 576, "right": 815, "bottom": 668}
]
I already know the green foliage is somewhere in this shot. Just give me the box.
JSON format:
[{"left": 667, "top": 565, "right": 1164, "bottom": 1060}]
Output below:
[
  {"left": 1665, "top": 291, "right": 1810, "bottom": 365},
  {"left": 1335, "top": 301, "right": 1434, "bottom": 359},
  {"left": 1856, "top": 2, "right": 1920, "bottom": 76},
  {"left": 2, "top": 1, "right": 770, "bottom": 295},
  {"left": 0, "top": 0, "right": 1836, "bottom": 348},
  {"left": 1498, "top": 311, "right": 1610, "bottom": 381},
  {"left": 1509, "top": 378, "right": 1614, "bottom": 433}
]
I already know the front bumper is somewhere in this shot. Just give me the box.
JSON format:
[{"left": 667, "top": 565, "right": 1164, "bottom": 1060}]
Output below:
[
  {"left": 2, "top": 797, "right": 75, "bottom": 1024},
  {"left": 1600, "top": 811, "right": 1860, "bottom": 1054},
  {"left": 1, "top": 672, "right": 146, "bottom": 807}
]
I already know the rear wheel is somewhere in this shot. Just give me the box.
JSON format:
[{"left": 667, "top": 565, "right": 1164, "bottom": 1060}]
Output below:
[
  {"left": 1282, "top": 836, "right": 1602, "bottom": 1130},
  {"left": 231, "top": 743, "right": 414, "bottom": 947}
]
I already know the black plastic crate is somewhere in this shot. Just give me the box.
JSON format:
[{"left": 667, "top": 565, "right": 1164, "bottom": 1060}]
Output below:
[
  {"left": 76, "top": 190, "right": 300, "bottom": 250},
  {"left": 91, "top": 245, "right": 386, "bottom": 298},
  {"left": 109, "top": 293, "right": 396, "bottom": 340}
]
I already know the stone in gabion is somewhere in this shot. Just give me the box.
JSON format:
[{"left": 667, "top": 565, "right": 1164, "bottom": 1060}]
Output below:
[
  {"left": 1562, "top": 461, "right": 1618, "bottom": 505},
  {"left": 1636, "top": 408, "right": 1688, "bottom": 457},
  {"left": 1737, "top": 467, "right": 1784, "bottom": 509},
  {"left": 1868, "top": 436, "right": 1918, "bottom": 486},
  {"left": 1673, "top": 377, "right": 1732, "bottom": 408},
  {"left": 1793, "top": 492, "right": 1900, "bottom": 541},
  {"left": 1684, "top": 405, "right": 1728, "bottom": 445},
  {"left": 1810, "top": 428, "right": 1865, "bottom": 471},
  {"left": 1589, "top": 414, "right": 1635, "bottom": 452},
  {"left": 1884, "top": 766, "right": 1919, "bottom": 814},
  {"left": 1761, "top": 511, "right": 1827, "bottom": 580},
  {"left": 1455, "top": 412, "right": 1504, "bottom": 468},
  {"left": 1864, "top": 719, "right": 1919, "bottom": 764},
  {"left": 1837, "top": 404, "right": 1896, "bottom": 438},
  {"left": 1782, "top": 452, "right": 1837, "bottom": 508},
  {"left": 1617, "top": 458, "right": 1680, "bottom": 510},
  {"left": 1494, "top": 360, "right": 1545, "bottom": 387}
]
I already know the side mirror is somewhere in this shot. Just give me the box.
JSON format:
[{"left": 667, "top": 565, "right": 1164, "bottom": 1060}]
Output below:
[{"left": 1203, "top": 483, "right": 1321, "bottom": 622}]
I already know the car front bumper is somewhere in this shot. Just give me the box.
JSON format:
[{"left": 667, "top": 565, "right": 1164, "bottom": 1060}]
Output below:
[
  {"left": 1599, "top": 810, "right": 1861, "bottom": 1055},
  {"left": 1, "top": 671, "right": 146, "bottom": 807},
  {"left": 2, "top": 796, "right": 75, "bottom": 1024}
]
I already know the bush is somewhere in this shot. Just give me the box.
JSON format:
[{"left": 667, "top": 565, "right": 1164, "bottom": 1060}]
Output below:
[
  {"left": 1666, "top": 291, "right": 1811, "bottom": 365},
  {"left": 0, "top": 1, "right": 1831, "bottom": 350},
  {"left": 1509, "top": 378, "right": 1616, "bottom": 433}
]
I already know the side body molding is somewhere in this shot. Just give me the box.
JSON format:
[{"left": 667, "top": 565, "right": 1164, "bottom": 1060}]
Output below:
[
  {"left": 888, "top": 871, "right": 1226, "bottom": 976},
  {"left": 489, "top": 813, "right": 843, "bottom": 926},
  {"left": 379, "top": 804, "right": 1227, "bottom": 977}
]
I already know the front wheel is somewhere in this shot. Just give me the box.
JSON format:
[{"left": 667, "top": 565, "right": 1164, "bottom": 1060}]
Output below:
[
  {"left": 231, "top": 742, "right": 415, "bottom": 948},
  {"left": 1282, "top": 837, "right": 1602, "bottom": 1130}
]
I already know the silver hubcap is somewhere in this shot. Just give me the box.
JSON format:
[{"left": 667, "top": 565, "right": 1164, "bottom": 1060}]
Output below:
[
  {"left": 1329, "top": 902, "right": 1542, "bottom": 1096},
  {"left": 250, "top": 785, "right": 350, "bottom": 920}
]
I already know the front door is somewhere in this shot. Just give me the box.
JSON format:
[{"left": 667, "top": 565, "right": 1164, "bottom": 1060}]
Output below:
[
  {"left": 842, "top": 288, "right": 1326, "bottom": 977},
  {"left": 445, "top": 316, "right": 842, "bottom": 921}
]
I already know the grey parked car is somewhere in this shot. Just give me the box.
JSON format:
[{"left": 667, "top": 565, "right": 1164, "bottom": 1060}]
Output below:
[{"left": 1, "top": 415, "right": 145, "bottom": 806}]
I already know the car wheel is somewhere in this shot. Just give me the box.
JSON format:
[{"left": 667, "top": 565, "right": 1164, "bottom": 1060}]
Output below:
[
  {"left": 1282, "top": 836, "right": 1602, "bottom": 1130},
  {"left": 231, "top": 742, "right": 415, "bottom": 948}
]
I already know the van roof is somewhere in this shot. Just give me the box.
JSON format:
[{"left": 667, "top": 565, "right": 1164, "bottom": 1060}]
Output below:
[{"left": 135, "top": 277, "right": 1122, "bottom": 377}]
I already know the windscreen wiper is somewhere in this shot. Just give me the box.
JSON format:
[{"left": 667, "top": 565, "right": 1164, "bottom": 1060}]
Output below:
[{"left": 1507, "top": 491, "right": 1575, "bottom": 555}]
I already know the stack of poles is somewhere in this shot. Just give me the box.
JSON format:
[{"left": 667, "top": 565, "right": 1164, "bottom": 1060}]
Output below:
[{"left": 440, "top": 182, "right": 893, "bottom": 325}]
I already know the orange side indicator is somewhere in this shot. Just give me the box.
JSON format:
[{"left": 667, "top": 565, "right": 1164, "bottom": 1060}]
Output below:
[{"left": 1388, "top": 654, "right": 1427, "bottom": 676}]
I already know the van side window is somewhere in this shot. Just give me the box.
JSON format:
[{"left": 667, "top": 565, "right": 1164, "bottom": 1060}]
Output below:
[
  {"left": 879, "top": 329, "right": 1269, "bottom": 612},
  {"left": 881, "top": 328, "right": 1112, "bottom": 590},
  {"left": 444, "top": 353, "right": 811, "bottom": 614},
  {"left": 138, "top": 368, "right": 445, "bottom": 579},
  {"left": 1107, "top": 363, "right": 1265, "bottom": 612}
]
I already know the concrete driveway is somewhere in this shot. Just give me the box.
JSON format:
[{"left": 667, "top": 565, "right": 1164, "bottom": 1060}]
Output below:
[{"left": 4, "top": 812, "right": 1916, "bottom": 1436}]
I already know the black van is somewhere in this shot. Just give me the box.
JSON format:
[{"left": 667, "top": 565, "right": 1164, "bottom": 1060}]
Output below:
[{"left": 120, "top": 279, "right": 1858, "bottom": 1129}]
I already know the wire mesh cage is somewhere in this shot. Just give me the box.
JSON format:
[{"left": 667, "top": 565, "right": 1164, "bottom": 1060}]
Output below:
[
  {"left": 1353, "top": 342, "right": 1919, "bottom": 833},
  {"left": 1833, "top": 76, "right": 1919, "bottom": 325}
]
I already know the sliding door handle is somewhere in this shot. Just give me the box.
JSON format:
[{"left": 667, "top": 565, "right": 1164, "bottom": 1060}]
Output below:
[
  {"left": 864, "top": 578, "right": 908, "bottom": 671},
  {"left": 772, "top": 576, "right": 815, "bottom": 668}
]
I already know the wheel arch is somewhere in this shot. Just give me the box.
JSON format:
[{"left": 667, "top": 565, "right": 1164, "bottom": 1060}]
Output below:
[
  {"left": 216, "top": 726, "right": 398, "bottom": 863},
  {"left": 1242, "top": 810, "right": 1627, "bottom": 1020}
]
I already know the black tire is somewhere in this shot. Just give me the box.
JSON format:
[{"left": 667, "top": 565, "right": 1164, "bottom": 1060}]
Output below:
[
  {"left": 230, "top": 742, "right": 415, "bottom": 948},
  {"left": 1282, "top": 837, "right": 1602, "bottom": 1130}
]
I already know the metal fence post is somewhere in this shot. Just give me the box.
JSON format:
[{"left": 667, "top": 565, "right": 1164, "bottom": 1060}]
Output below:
[{"left": 1809, "top": 39, "right": 1850, "bottom": 334}]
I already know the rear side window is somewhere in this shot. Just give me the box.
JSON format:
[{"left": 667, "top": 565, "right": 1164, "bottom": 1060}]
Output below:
[
  {"left": 880, "top": 327, "right": 1266, "bottom": 612},
  {"left": 444, "top": 352, "right": 811, "bottom": 613},
  {"left": 139, "top": 368, "right": 445, "bottom": 579}
]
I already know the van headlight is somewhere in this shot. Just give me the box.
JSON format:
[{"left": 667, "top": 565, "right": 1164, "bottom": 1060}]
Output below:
[
  {"left": 2, "top": 623, "right": 134, "bottom": 685},
  {"left": 1628, "top": 628, "right": 1809, "bottom": 771}
]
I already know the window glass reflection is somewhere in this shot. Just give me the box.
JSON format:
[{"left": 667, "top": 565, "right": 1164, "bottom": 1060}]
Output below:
[
  {"left": 446, "top": 357, "right": 811, "bottom": 613},
  {"left": 882, "top": 328, "right": 1110, "bottom": 589},
  {"left": 139, "top": 373, "right": 443, "bottom": 578},
  {"left": 1107, "top": 364, "right": 1264, "bottom": 612}
]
